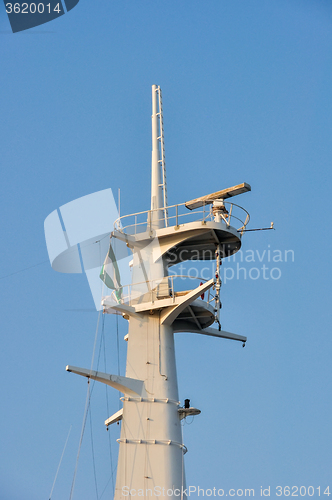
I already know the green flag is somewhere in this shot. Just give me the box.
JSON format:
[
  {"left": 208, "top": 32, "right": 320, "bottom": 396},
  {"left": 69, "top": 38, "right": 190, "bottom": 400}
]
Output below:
[{"left": 100, "top": 243, "right": 122, "bottom": 298}]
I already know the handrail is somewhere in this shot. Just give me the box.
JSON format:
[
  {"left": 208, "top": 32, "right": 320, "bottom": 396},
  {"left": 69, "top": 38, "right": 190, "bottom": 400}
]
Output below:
[
  {"left": 105, "top": 274, "right": 214, "bottom": 307},
  {"left": 114, "top": 201, "right": 250, "bottom": 235}
]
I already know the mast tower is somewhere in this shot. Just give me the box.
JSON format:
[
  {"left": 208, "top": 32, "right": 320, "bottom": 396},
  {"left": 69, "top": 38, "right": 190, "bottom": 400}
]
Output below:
[{"left": 66, "top": 86, "right": 251, "bottom": 498}]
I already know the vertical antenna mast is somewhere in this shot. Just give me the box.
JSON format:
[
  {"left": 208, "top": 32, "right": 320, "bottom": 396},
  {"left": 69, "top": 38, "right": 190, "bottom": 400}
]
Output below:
[
  {"left": 151, "top": 84, "right": 168, "bottom": 228},
  {"left": 157, "top": 87, "right": 169, "bottom": 225}
]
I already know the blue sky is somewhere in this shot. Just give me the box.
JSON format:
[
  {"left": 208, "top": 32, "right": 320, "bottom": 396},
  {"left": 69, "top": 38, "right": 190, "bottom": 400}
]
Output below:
[{"left": 1, "top": 0, "right": 331, "bottom": 499}]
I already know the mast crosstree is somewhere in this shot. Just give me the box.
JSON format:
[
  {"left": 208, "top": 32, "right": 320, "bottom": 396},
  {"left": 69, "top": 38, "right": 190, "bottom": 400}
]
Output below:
[{"left": 66, "top": 86, "right": 251, "bottom": 498}]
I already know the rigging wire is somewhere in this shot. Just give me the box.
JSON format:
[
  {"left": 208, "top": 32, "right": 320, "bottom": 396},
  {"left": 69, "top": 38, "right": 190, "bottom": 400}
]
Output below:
[
  {"left": 87, "top": 313, "right": 107, "bottom": 500},
  {"left": 68, "top": 309, "right": 102, "bottom": 500},
  {"left": 0, "top": 260, "right": 49, "bottom": 280},
  {"left": 89, "top": 406, "right": 99, "bottom": 500},
  {"left": 68, "top": 311, "right": 118, "bottom": 500},
  {"left": 49, "top": 425, "right": 72, "bottom": 500},
  {"left": 116, "top": 313, "right": 120, "bottom": 377},
  {"left": 88, "top": 309, "right": 119, "bottom": 499},
  {"left": 99, "top": 474, "right": 115, "bottom": 500},
  {"left": 116, "top": 313, "right": 121, "bottom": 410},
  {"left": 181, "top": 433, "right": 184, "bottom": 500},
  {"left": 0, "top": 234, "right": 110, "bottom": 282},
  {"left": 68, "top": 260, "right": 122, "bottom": 499},
  {"left": 87, "top": 314, "right": 106, "bottom": 500},
  {"left": 102, "top": 316, "right": 115, "bottom": 494}
]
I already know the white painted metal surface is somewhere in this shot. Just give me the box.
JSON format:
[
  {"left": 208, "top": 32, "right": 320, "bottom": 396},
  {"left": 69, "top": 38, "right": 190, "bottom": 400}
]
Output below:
[
  {"left": 185, "top": 182, "right": 251, "bottom": 210},
  {"left": 66, "top": 86, "right": 251, "bottom": 499},
  {"left": 105, "top": 408, "right": 123, "bottom": 427},
  {"left": 151, "top": 85, "right": 165, "bottom": 229}
]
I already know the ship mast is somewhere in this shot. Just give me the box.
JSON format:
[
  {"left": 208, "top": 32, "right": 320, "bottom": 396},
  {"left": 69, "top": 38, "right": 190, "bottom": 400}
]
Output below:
[{"left": 66, "top": 86, "right": 251, "bottom": 499}]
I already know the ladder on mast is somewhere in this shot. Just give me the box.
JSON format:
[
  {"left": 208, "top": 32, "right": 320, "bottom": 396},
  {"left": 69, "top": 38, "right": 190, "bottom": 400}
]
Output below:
[{"left": 155, "top": 86, "right": 169, "bottom": 226}]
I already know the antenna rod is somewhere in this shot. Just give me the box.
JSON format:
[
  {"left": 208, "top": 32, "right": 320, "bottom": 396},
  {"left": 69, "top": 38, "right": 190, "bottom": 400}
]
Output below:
[{"left": 151, "top": 84, "right": 163, "bottom": 228}]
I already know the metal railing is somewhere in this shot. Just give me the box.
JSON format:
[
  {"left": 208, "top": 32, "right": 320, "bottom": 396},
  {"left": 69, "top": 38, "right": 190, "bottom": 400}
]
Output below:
[
  {"left": 114, "top": 201, "right": 250, "bottom": 235},
  {"left": 106, "top": 275, "right": 216, "bottom": 307}
]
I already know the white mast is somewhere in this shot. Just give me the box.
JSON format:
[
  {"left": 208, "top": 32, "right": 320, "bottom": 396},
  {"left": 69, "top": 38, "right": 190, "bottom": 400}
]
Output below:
[
  {"left": 151, "top": 84, "right": 168, "bottom": 228},
  {"left": 157, "top": 86, "right": 169, "bottom": 224},
  {"left": 66, "top": 85, "right": 251, "bottom": 499}
]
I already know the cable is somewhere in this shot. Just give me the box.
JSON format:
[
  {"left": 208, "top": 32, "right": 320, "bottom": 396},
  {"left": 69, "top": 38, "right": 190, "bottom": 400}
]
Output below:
[
  {"left": 49, "top": 425, "right": 72, "bottom": 500},
  {"left": 69, "top": 301, "right": 121, "bottom": 499},
  {"left": 99, "top": 473, "right": 115, "bottom": 500},
  {"left": 68, "top": 309, "right": 102, "bottom": 500},
  {"left": 116, "top": 306, "right": 120, "bottom": 376},
  {"left": 116, "top": 314, "right": 121, "bottom": 410},
  {"left": 68, "top": 381, "right": 91, "bottom": 500},
  {"left": 89, "top": 406, "right": 99, "bottom": 500},
  {"left": 0, "top": 260, "right": 49, "bottom": 280},
  {"left": 0, "top": 232, "right": 110, "bottom": 282},
  {"left": 87, "top": 313, "right": 107, "bottom": 500},
  {"left": 102, "top": 317, "right": 115, "bottom": 495}
]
